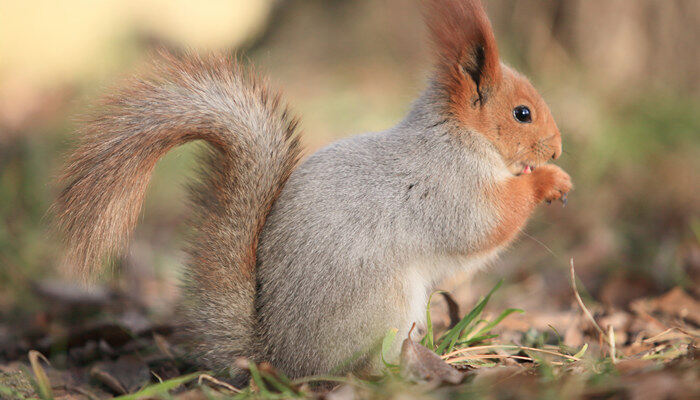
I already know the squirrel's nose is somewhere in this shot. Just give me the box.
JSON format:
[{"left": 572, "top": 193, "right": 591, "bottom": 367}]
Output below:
[
  {"left": 551, "top": 134, "right": 562, "bottom": 160},
  {"left": 552, "top": 148, "right": 561, "bottom": 160}
]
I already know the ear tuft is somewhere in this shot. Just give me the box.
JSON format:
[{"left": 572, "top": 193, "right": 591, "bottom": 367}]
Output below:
[{"left": 423, "top": 0, "right": 501, "bottom": 102}]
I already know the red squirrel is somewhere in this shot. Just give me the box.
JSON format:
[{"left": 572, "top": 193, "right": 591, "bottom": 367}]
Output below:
[{"left": 53, "top": 0, "right": 571, "bottom": 381}]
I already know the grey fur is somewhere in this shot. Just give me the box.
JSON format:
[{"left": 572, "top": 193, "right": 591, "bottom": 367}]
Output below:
[
  {"left": 54, "top": 0, "right": 571, "bottom": 382},
  {"left": 254, "top": 84, "right": 508, "bottom": 377},
  {"left": 55, "top": 57, "right": 519, "bottom": 381}
]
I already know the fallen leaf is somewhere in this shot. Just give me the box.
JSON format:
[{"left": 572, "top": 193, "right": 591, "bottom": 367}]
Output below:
[
  {"left": 399, "top": 336, "right": 463, "bottom": 384},
  {"left": 89, "top": 355, "right": 150, "bottom": 395},
  {"left": 653, "top": 287, "right": 700, "bottom": 326}
]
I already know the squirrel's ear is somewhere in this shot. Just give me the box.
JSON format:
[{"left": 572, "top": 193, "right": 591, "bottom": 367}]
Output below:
[{"left": 424, "top": 0, "right": 501, "bottom": 104}]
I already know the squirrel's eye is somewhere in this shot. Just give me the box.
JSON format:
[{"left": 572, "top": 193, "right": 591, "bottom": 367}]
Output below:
[{"left": 513, "top": 105, "right": 532, "bottom": 123}]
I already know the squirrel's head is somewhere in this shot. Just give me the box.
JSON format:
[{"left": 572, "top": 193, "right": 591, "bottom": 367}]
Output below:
[{"left": 424, "top": 0, "right": 562, "bottom": 175}]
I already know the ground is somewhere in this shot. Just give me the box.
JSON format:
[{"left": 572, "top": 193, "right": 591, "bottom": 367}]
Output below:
[{"left": 0, "top": 262, "right": 697, "bottom": 399}]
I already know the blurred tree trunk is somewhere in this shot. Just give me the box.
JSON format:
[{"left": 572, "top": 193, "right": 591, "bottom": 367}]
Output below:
[{"left": 487, "top": 0, "right": 700, "bottom": 95}]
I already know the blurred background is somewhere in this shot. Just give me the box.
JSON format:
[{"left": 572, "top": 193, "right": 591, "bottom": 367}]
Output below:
[{"left": 1, "top": 0, "right": 698, "bottom": 338}]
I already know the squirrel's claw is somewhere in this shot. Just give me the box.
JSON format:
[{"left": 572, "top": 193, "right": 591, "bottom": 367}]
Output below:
[{"left": 561, "top": 193, "right": 568, "bottom": 207}]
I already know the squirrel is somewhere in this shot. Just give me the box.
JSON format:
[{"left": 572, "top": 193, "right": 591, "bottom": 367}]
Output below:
[{"left": 53, "top": 0, "right": 571, "bottom": 383}]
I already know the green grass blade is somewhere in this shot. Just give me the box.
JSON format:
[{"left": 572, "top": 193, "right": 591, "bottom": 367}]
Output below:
[
  {"left": 421, "top": 290, "right": 446, "bottom": 349},
  {"left": 454, "top": 334, "right": 499, "bottom": 347},
  {"left": 473, "top": 308, "right": 524, "bottom": 338},
  {"left": 435, "top": 280, "right": 503, "bottom": 355},
  {"left": 381, "top": 328, "right": 399, "bottom": 369},
  {"left": 27, "top": 351, "right": 52, "bottom": 400},
  {"left": 260, "top": 373, "right": 297, "bottom": 397},
  {"left": 248, "top": 361, "right": 271, "bottom": 396},
  {"left": 112, "top": 372, "right": 205, "bottom": 400},
  {"left": 268, "top": 369, "right": 296, "bottom": 390},
  {"left": 573, "top": 343, "right": 588, "bottom": 359},
  {"left": 0, "top": 385, "right": 32, "bottom": 400}
]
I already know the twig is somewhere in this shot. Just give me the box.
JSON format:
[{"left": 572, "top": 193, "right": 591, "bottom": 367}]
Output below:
[
  {"left": 642, "top": 327, "right": 697, "bottom": 343},
  {"left": 151, "top": 371, "right": 163, "bottom": 383},
  {"left": 569, "top": 258, "right": 612, "bottom": 347},
  {"left": 447, "top": 354, "right": 566, "bottom": 366},
  {"left": 448, "top": 354, "right": 533, "bottom": 362},
  {"left": 198, "top": 374, "right": 241, "bottom": 393},
  {"left": 442, "top": 344, "right": 580, "bottom": 361},
  {"left": 408, "top": 322, "right": 416, "bottom": 338},
  {"left": 608, "top": 326, "right": 617, "bottom": 364}
]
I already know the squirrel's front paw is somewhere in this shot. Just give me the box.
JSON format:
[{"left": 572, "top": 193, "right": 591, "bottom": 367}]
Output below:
[{"left": 532, "top": 165, "right": 572, "bottom": 206}]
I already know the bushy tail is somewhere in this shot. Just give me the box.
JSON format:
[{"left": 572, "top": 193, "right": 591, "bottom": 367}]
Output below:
[{"left": 53, "top": 52, "right": 301, "bottom": 370}]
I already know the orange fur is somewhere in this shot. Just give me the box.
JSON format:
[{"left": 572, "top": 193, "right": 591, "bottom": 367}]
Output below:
[
  {"left": 486, "top": 165, "right": 572, "bottom": 250},
  {"left": 424, "top": 0, "right": 570, "bottom": 251},
  {"left": 453, "top": 66, "right": 562, "bottom": 173},
  {"left": 424, "top": 0, "right": 500, "bottom": 103},
  {"left": 425, "top": 0, "right": 561, "bottom": 172}
]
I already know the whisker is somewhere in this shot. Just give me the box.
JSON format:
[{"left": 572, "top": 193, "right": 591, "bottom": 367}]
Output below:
[
  {"left": 540, "top": 133, "right": 558, "bottom": 142},
  {"left": 561, "top": 149, "right": 577, "bottom": 161},
  {"left": 519, "top": 229, "right": 561, "bottom": 261},
  {"left": 506, "top": 147, "right": 532, "bottom": 167}
]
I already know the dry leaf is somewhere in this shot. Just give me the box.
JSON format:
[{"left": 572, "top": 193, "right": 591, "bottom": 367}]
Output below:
[
  {"left": 399, "top": 336, "right": 463, "bottom": 384},
  {"left": 653, "top": 287, "right": 700, "bottom": 326}
]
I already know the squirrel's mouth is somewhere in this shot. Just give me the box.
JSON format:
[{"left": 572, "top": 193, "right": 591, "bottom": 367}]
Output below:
[{"left": 508, "top": 161, "right": 537, "bottom": 176}]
